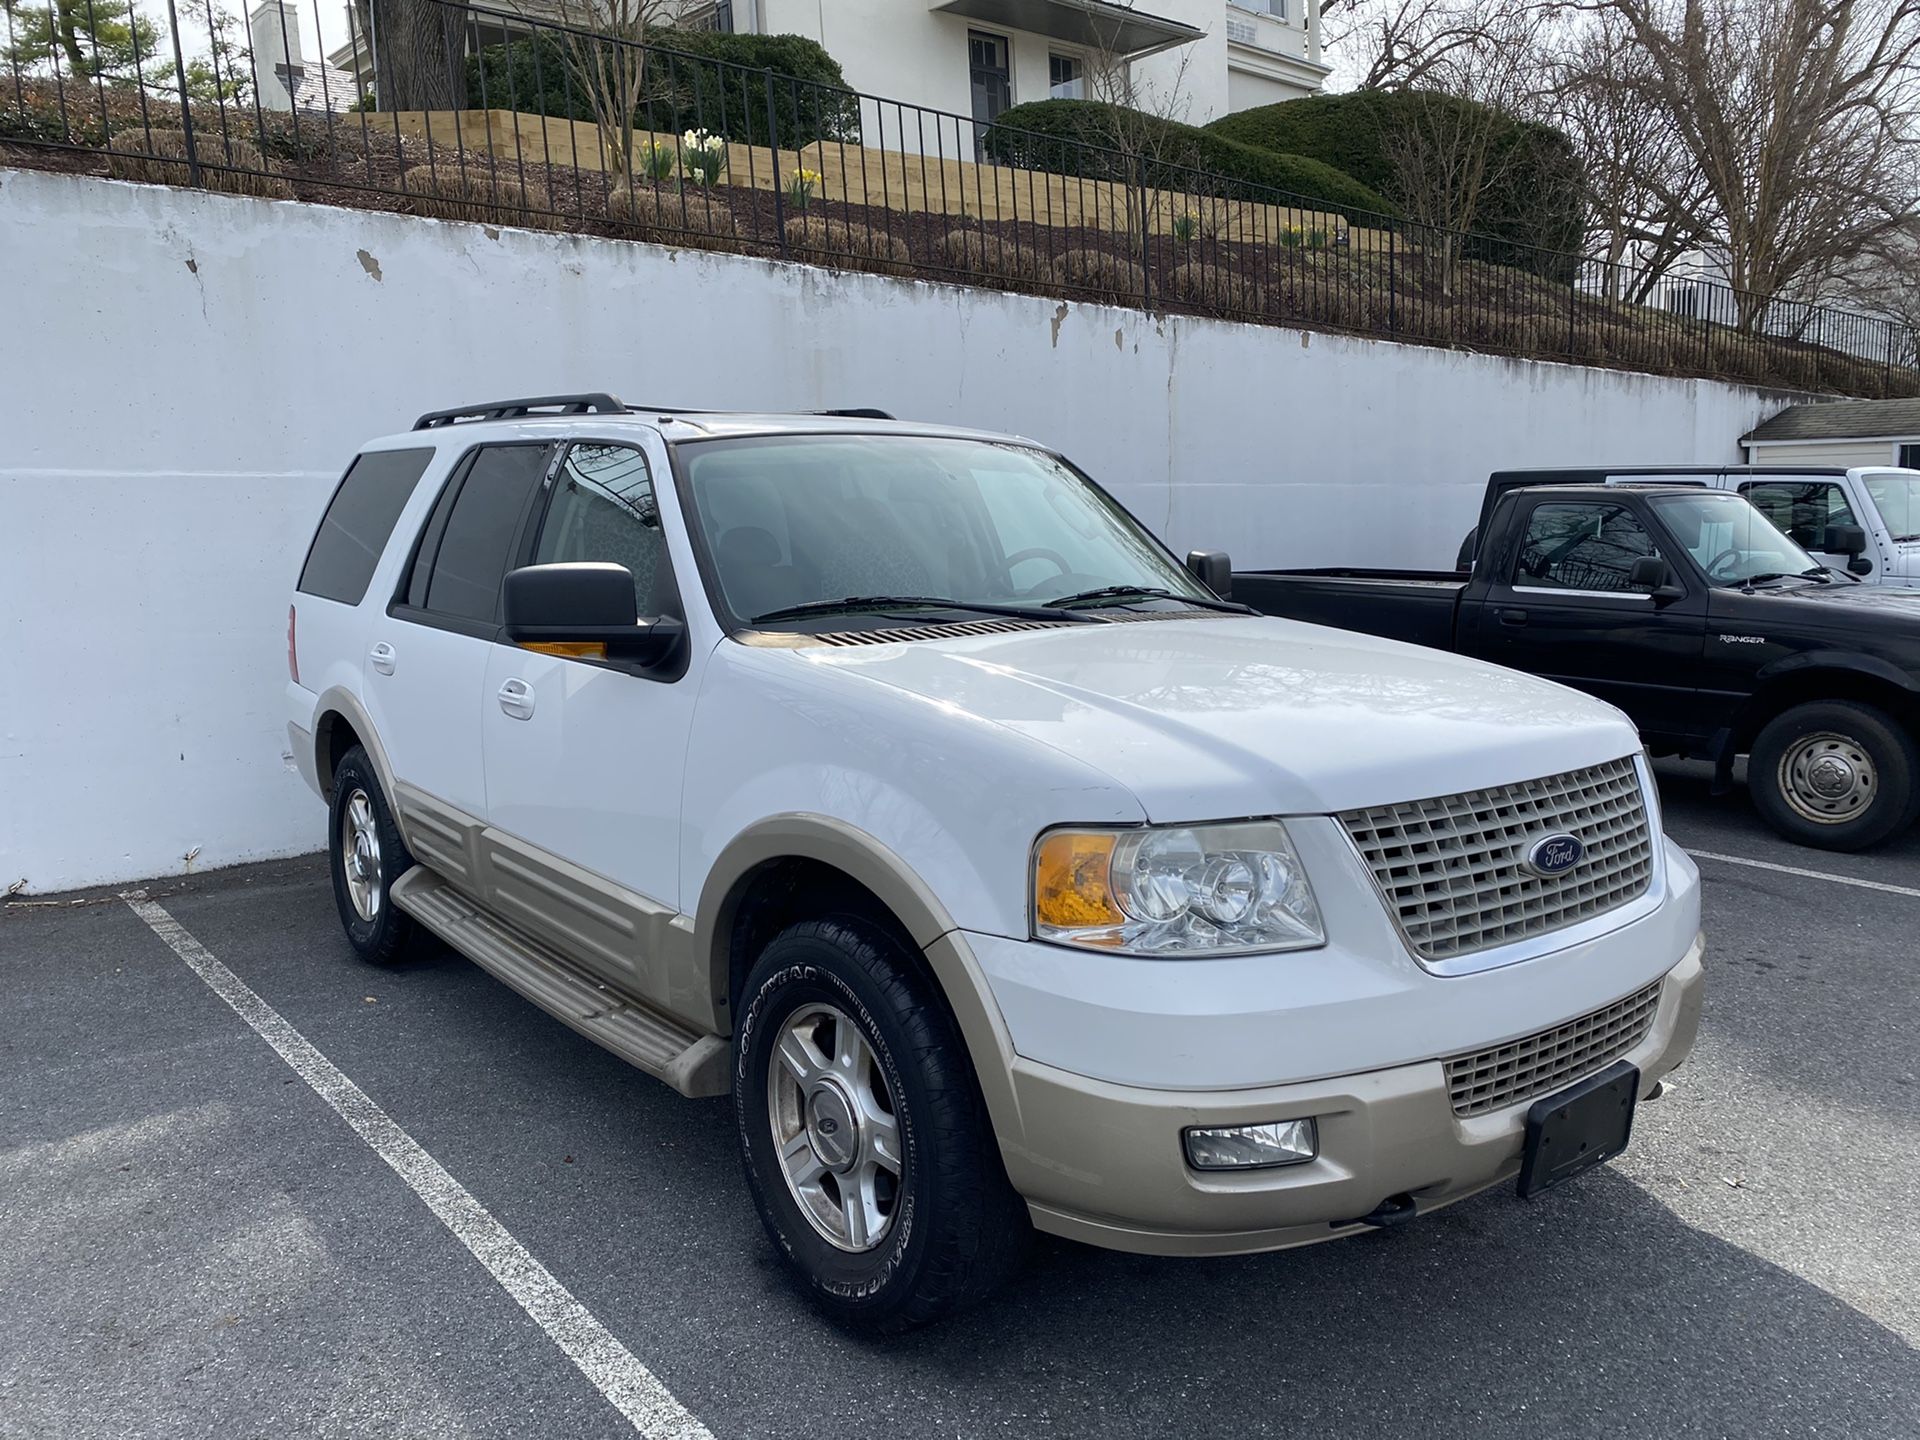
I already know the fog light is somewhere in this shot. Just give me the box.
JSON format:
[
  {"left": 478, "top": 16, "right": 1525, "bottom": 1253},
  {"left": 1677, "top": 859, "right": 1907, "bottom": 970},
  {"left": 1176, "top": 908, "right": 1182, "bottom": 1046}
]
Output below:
[{"left": 1183, "top": 1118, "right": 1317, "bottom": 1171}]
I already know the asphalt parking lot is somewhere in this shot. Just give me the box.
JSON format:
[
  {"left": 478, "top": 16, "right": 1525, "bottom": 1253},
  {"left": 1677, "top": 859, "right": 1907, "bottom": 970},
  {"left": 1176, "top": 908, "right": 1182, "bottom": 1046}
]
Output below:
[{"left": 3, "top": 761, "right": 1917, "bottom": 1440}]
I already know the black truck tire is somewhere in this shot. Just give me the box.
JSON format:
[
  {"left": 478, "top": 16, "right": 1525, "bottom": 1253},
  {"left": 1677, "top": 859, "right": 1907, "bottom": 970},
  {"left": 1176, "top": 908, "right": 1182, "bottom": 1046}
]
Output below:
[
  {"left": 734, "top": 916, "right": 1031, "bottom": 1332},
  {"left": 1749, "top": 701, "right": 1918, "bottom": 851},
  {"left": 327, "top": 745, "right": 423, "bottom": 964}
]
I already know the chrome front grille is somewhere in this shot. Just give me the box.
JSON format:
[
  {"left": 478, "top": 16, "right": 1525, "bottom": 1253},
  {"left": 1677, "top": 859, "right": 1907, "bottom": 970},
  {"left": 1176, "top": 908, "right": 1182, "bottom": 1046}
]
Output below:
[
  {"left": 1445, "top": 982, "right": 1661, "bottom": 1116},
  {"left": 1339, "top": 757, "right": 1654, "bottom": 963}
]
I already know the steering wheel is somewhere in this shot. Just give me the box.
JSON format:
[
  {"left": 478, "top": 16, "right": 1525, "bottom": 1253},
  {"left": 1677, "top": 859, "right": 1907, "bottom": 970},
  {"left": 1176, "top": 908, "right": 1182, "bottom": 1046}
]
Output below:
[
  {"left": 1004, "top": 547, "right": 1073, "bottom": 578},
  {"left": 1704, "top": 547, "right": 1745, "bottom": 582}
]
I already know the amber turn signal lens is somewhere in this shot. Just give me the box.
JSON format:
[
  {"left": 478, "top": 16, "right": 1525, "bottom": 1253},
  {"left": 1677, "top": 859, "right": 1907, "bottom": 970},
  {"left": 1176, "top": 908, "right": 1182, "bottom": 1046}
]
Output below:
[
  {"left": 520, "top": 640, "right": 607, "bottom": 660},
  {"left": 1033, "top": 830, "right": 1124, "bottom": 930}
]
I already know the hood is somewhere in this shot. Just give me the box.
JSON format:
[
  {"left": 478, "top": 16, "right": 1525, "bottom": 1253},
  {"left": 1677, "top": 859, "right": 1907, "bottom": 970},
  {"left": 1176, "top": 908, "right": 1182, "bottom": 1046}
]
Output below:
[{"left": 786, "top": 615, "right": 1641, "bottom": 820}]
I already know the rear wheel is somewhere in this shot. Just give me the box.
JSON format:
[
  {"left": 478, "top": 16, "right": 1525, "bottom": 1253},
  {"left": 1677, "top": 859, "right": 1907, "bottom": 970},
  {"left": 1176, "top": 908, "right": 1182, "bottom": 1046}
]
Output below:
[
  {"left": 1749, "top": 701, "right": 1918, "bottom": 851},
  {"left": 733, "top": 916, "right": 1030, "bottom": 1332},
  {"left": 327, "top": 745, "right": 422, "bottom": 964}
]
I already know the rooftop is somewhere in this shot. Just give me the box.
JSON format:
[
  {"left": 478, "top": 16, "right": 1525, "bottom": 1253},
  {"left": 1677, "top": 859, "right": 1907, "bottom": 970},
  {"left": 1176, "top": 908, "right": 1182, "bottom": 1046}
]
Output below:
[{"left": 1743, "top": 398, "right": 1920, "bottom": 444}]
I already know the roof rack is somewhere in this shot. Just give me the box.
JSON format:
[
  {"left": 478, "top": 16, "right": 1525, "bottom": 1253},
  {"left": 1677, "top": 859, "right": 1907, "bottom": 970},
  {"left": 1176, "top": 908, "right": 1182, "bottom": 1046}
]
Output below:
[
  {"left": 412, "top": 393, "right": 630, "bottom": 430},
  {"left": 810, "top": 408, "right": 895, "bottom": 420}
]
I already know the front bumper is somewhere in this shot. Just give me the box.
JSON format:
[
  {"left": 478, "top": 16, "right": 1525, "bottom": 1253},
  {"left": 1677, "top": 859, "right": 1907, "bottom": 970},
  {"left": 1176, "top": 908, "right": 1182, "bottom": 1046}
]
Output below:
[{"left": 989, "top": 935, "right": 1703, "bottom": 1256}]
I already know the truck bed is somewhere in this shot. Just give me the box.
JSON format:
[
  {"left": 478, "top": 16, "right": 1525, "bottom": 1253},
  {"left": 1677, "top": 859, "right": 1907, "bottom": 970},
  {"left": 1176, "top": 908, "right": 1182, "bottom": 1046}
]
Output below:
[{"left": 1233, "top": 568, "right": 1467, "bottom": 651}]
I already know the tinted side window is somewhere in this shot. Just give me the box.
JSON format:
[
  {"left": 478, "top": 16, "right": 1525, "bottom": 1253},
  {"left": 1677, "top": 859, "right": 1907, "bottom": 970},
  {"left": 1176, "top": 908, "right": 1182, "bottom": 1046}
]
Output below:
[
  {"left": 533, "top": 445, "right": 670, "bottom": 611},
  {"left": 298, "top": 448, "right": 435, "bottom": 604},
  {"left": 1516, "top": 503, "right": 1658, "bottom": 592},
  {"left": 1739, "top": 481, "right": 1857, "bottom": 548},
  {"left": 424, "top": 445, "right": 550, "bottom": 623}
]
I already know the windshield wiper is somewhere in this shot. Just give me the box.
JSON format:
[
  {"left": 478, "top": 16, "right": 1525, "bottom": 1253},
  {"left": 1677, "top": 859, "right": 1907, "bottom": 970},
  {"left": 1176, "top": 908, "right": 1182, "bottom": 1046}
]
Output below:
[
  {"left": 1737, "top": 571, "right": 1812, "bottom": 588},
  {"left": 1043, "top": 584, "right": 1255, "bottom": 614},
  {"left": 747, "top": 594, "right": 1096, "bottom": 626}
]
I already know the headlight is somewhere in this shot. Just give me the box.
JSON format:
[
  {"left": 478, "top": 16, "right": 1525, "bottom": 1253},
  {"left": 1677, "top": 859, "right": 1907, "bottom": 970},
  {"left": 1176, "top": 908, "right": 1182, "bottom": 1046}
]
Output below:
[{"left": 1031, "top": 821, "right": 1325, "bottom": 956}]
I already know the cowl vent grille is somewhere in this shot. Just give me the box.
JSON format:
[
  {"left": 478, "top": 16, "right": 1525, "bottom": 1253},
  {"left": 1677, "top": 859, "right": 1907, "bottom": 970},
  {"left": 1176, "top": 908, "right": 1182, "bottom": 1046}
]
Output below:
[{"left": 795, "top": 609, "right": 1230, "bottom": 647}]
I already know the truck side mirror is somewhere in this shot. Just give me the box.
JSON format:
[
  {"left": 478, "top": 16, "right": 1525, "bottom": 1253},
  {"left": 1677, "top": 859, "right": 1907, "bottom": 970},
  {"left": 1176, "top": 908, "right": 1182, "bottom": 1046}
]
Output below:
[
  {"left": 504, "top": 562, "right": 684, "bottom": 664},
  {"left": 1185, "top": 549, "right": 1232, "bottom": 600},
  {"left": 1627, "top": 556, "right": 1668, "bottom": 592},
  {"left": 1825, "top": 523, "right": 1867, "bottom": 558}
]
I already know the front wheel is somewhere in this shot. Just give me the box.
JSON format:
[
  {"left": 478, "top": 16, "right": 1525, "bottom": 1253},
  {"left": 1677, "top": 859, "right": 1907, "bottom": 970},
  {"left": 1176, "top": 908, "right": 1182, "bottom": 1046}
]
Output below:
[
  {"left": 733, "top": 917, "right": 1030, "bottom": 1332},
  {"left": 1748, "top": 701, "right": 1918, "bottom": 851}
]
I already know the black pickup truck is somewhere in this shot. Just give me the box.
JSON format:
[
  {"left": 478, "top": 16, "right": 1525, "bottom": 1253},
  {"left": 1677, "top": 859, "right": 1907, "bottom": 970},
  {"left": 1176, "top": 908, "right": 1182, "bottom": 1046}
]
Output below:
[{"left": 1234, "top": 482, "right": 1920, "bottom": 851}]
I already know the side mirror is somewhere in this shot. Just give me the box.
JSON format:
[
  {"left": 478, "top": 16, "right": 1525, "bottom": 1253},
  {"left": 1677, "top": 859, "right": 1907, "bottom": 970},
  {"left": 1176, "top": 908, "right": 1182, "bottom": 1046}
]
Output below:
[
  {"left": 1627, "top": 555, "right": 1668, "bottom": 591},
  {"left": 1825, "top": 523, "right": 1867, "bottom": 558},
  {"left": 1185, "top": 549, "right": 1232, "bottom": 599},
  {"left": 1628, "top": 555, "right": 1685, "bottom": 604},
  {"left": 503, "top": 563, "right": 684, "bottom": 664}
]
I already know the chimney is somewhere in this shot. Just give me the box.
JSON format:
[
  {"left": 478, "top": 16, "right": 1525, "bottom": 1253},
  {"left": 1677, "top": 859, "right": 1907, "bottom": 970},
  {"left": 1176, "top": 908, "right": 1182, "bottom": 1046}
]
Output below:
[{"left": 249, "top": 0, "right": 306, "bottom": 111}]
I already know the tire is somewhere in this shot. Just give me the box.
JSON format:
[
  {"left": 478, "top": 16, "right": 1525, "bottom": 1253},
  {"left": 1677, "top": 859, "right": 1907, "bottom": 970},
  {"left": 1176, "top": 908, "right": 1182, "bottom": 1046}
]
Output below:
[
  {"left": 1748, "top": 700, "right": 1918, "bottom": 852},
  {"left": 327, "top": 745, "right": 422, "bottom": 964},
  {"left": 733, "top": 917, "right": 1031, "bottom": 1332}
]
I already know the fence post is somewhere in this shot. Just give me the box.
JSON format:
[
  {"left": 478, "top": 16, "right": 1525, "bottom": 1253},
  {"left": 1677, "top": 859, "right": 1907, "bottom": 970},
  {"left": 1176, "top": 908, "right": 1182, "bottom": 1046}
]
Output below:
[
  {"left": 763, "top": 67, "right": 787, "bottom": 258},
  {"left": 1387, "top": 226, "right": 1398, "bottom": 335},
  {"left": 161, "top": 0, "right": 201, "bottom": 186},
  {"left": 1136, "top": 150, "right": 1151, "bottom": 308}
]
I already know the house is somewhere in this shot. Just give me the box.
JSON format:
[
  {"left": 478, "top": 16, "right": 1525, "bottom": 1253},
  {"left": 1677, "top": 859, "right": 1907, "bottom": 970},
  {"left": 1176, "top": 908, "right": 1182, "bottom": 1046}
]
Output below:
[
  {"left": 1742, "top": 398, "right": 1920, "bottom": 469},
  {"left": 325, "top": 0, "right": 1327, "bottom": 132},
  {"left": 248, "top": 0, "right": 357, "bottom": 110}
]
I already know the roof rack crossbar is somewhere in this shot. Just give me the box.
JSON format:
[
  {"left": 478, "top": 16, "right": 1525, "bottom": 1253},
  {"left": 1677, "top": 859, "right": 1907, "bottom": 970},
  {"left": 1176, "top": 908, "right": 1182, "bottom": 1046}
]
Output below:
[{"left": 412, "top": 393, "right": 630, "bottom": 430}]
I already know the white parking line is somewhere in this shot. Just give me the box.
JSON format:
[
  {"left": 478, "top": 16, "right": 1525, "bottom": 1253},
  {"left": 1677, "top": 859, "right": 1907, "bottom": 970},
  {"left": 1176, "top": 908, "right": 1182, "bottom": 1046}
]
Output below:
[
  {"left": 121, "top": 891, "right": 714, "bottom": 1440},
  {"left": 1686, "top": 849, "right": 1920, "bottom": 899}
]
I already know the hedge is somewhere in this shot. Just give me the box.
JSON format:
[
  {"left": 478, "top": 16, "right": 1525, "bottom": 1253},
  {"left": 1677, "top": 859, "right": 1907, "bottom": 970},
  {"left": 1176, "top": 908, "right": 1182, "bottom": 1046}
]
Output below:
[
  {"left": 1204, "top": 92, "right": 1586, "bottom": 277},
  {"left": 980, "top": 99, "right": 1394, "bottom": 225},
  {"left": 462, "top": 28, "right": 859, "bottom": 149}
]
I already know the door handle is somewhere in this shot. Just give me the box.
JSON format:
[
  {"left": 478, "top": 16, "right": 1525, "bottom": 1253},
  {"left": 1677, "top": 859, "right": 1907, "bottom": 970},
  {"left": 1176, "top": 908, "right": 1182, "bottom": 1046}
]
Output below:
[
  {"left": 497, "top": 677, "right": 535, "bottom": 721},
  {"left": 1499, "top": 609, "right": 1529, "bottom": 626},
  {"left": 368, "top": 641, "right": 396, "bottom": 675}
]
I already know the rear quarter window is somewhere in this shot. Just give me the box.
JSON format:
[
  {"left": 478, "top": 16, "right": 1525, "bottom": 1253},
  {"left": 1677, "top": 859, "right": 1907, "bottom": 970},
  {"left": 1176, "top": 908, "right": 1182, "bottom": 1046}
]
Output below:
[{"left": 298, "top": 448, "right": 437, "bottom": 604}]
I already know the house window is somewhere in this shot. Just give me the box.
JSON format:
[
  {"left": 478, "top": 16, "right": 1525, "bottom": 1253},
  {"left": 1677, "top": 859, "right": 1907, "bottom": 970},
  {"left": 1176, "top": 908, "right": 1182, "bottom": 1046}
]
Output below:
[
  {"left": 969, "top": 30, "right": 1012, "bottom": 131},
  {"left": 1229, "top": 0, "right": 1288, "bottom": 18},
  {"left": 1898, "top": 443, "right": 1920, "bottom": 469},
  {"left": 1049, "top": 53, "right": 1083, "bottom": 100}
]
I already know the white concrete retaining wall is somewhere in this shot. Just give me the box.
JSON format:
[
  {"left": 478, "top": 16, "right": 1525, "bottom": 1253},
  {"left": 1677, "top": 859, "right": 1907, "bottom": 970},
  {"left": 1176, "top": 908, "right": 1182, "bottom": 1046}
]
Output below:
[{"left": 0, "top": 167, "right": 1788, "bottom": 891}]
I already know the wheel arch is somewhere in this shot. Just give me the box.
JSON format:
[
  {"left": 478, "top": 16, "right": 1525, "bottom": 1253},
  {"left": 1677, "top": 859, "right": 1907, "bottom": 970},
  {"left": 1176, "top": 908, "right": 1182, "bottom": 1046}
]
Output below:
[
  {"left": 697, "top": 816, "right": 1026, "bottom": 1150},
  {"left": 1730, "top": 656, "right": 1920, "bottom": 753},
  {"left": 311, "top": 686, "right": 405, "bottom": 821}
]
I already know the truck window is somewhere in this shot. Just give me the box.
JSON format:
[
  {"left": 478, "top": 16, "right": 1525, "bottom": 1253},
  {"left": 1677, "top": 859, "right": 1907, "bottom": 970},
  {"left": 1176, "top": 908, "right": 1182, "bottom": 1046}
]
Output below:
[
  {"left": 421, "top": 445, "right": 551, "bottom": 624},
  {"left": 1863, "top": 470, "right": 1920, "bottom": 541},
  {"left": 1514, "top": 502, "right": 1659, "bottom": 593},
  {"left": 532, "top": 444, "right": 669, "bottom": 613},
  {"left": 1738, "top": 481, "right": 1856, "bottom": 549},
  {"left": 298, "top": 448, "right": 435, "bottom": 605}
]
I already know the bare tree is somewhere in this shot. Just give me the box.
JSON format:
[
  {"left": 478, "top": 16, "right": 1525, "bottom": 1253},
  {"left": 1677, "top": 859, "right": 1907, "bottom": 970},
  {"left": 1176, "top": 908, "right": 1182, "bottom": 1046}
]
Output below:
[
  {"left": 515, "top": 0, "right": 680, "bottom": 184},
  {"left": 1604, "top": 0, "right": 1920, "bottom": 326},
  {"left": 1545, "top": 13, "right": 1712, "bottom": 300},
  {"left": 1068, "top": 1, "right": 1199, "bottom": 257}
]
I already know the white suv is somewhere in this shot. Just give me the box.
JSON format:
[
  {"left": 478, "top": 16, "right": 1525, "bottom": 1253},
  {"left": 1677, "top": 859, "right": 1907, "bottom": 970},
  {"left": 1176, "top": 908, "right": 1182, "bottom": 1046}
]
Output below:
[{"left": 287, "top": 395, "right": 1705, "bottom": 1330}]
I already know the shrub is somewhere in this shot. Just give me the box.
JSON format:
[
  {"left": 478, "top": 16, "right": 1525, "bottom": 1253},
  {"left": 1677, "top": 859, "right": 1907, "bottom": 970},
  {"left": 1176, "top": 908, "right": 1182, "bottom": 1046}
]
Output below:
[
  {"left": 935, "top": 228, "right": 1051, "bottom": 282},
  {"left": 1168, "top": 262, "right": 1254, "bottom": 314},
  {"left": 783, "top": 215, "right": 912, "bottom": 275},
  {"left": 105, "top": 128, "right": 293, "bottom": 198},
  {"left": 463, "top": 28, "right": 859, "bottom": 149},
  {"left": 608, "top": 182, "right": 737, "bottom": 247},
  {"left": 1204, "top": 93, "right": 1585, "bottom": 278},
  {"left": 398, "top": 163, "right": 558, "bottom": 228},
  {"left": 981, "top": 99, "right": 1393, "bottom": 225},
  {"left": 1051, "top": 247, "right": 1145, "bottom": 301}
]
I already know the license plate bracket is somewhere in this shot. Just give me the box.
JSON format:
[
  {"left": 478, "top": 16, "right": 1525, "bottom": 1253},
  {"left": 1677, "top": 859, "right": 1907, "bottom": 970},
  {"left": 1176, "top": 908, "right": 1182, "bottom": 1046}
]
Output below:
[{"left": 1516, "top": 1059, "right": 1639, "bottom": 1199}]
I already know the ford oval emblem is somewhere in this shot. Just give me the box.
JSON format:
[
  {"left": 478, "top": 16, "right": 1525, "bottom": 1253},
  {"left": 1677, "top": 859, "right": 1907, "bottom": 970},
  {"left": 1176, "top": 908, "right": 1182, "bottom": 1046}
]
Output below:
[{"left": 1525, "top": 833, "right": 1586, "bottom": 877}]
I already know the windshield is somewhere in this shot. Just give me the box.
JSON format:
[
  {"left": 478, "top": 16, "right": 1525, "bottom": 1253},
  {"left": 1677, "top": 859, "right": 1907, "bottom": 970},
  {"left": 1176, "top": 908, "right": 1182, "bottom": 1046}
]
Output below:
[
  {"left": 1651, "top": 491, "right": 1821, "bottom": 585},
  {"left": 1862, "top": 470, "right": 1920, "bottom": 542},
  {"left": 676, "top": 434, "right": 1213, "bottom": 623}
]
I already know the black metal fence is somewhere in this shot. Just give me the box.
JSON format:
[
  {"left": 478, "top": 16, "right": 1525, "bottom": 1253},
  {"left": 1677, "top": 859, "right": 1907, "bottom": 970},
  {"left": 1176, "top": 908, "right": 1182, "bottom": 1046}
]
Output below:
[{"left": 5, "top": 0, "right": 1915, "bottom": 399}]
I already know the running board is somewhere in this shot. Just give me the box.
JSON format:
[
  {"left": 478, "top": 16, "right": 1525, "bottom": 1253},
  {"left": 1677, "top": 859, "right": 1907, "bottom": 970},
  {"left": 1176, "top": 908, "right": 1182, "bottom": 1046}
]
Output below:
[{"left": 391, "top": 867, "right": 728, "bottom": 1098}]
